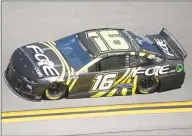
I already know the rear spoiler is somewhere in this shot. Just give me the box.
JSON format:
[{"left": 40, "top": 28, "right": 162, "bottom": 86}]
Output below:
[{"left": 159, "top": 28, "right": 187, "bottom": 60}]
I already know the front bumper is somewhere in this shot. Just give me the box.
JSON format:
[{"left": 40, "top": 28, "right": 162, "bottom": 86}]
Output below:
[{"left": 4, "top": 62, "right": 42, "bottom": 102}]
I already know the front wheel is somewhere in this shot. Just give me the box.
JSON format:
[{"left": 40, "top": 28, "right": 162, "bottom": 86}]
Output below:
[
  {"left": 137, "top": 76, "right": 159, "bottom": 94},
  {"left": 44, "top": 82, "right": 68, "bottom": 100}
]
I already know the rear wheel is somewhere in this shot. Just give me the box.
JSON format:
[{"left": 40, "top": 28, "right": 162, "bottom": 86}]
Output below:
[
  {"left": 137, "top": 76, "right": 159, "bottom": 94},
  {"left": 44, "top": 82, "right": 68, "bottom": 100}
]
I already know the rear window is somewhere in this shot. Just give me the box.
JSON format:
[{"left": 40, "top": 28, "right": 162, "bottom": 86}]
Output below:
[
  {"left": 137, "top": 40, "right": 162, "bottom": 54},
  {"left": 130, "top": 32, "right": 162, "bottom": 55}
]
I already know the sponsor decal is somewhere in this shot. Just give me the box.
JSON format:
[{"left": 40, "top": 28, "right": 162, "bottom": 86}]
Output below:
[
  {"left": 132, "top": 65, "right": 170, "bottom": 77},
  {"left": 26, "top": 45, "right": 60, "bottom": 76},
  {"left": 168, "top": 69, "right": 176, "bottom": 73},
  {"left": 34, "top": 67, "right": 43, "bottom": 77},
  {"left": 176, "top": 64, "right": 184, "bottom": 72},
  {"left": 107, "top": 52, "right": 125, "bottom": 56},
  {"left": 154, "top": 38, "right": 174, "bottom": 57},
  {"left": 155, "top": 57, "right": 163, "bottom": 63}
]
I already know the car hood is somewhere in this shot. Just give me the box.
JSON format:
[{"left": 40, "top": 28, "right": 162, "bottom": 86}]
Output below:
[{"left": 11, "top": 42, "right": 70, "bottom": 82}]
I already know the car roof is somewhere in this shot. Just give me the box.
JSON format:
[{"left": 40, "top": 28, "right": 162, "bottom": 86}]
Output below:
[{"left": 77, "top": 28, "right": 143, "bottom": 57}]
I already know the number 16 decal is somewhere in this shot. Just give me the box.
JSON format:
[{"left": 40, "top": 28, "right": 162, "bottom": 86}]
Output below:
[
  {"left": 87, "top": 30, "right": 131, "bottom": 52},
  {"left": 90, "top": 73, "right": 118, "bottom": 92}
]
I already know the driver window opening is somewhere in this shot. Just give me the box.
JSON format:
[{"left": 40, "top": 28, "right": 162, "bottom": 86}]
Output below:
[
  {"left": 88, "top": 55, "right": 125, "bottom": 72},
  {"left": 128, "top": 55, "right": 154, "bottom": 68}
]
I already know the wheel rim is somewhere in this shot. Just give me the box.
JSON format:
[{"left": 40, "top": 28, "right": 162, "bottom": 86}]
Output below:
[
  {"left": 140, "top": 77, "right": 155, "bottom": 89},
  {"left": 48, "top": 83, "right": 61, "bottom": 95}
]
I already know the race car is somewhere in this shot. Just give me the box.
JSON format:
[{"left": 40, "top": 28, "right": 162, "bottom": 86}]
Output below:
[{"left": 4, "top": 28, "right": 187, "bottom": 101}]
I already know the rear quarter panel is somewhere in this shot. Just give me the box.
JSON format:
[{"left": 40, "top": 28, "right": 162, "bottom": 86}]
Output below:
[{"left": 158, "top": 59, "right": 185, "bottom": 92}]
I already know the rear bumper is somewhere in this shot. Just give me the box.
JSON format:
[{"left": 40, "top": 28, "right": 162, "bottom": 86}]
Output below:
[{"left": 4, "top": 63, "right": 41, "bottom": 102}]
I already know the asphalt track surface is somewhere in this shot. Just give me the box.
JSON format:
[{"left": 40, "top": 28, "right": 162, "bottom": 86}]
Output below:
[{"left": 1, "top": 2, "right": 192, "bottom": 135}]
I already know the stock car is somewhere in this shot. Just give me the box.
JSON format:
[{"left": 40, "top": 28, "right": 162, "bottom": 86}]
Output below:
[{"left": 4, "top": 28, "right": 187, "bottom": 101}]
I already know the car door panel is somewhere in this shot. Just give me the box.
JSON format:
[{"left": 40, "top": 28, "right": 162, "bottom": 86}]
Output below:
[
  {"left": 68, "top": 68, "right": 131, "bottom": 99},
  {"left": 67, "top": 72, "right": 97, "bottom": 98}
]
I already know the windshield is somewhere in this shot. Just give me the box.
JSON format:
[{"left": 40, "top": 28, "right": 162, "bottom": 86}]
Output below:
[
  {"left": 131, "top": 32, "right": 162, "bottom": 55},
  {"left": 55, "top": 34, "right": 94, "bottom": 70}
]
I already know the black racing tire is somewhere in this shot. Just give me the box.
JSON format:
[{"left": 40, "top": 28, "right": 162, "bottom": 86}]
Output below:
[
  {"left": 44, "top": 82, "right": 68, "bottom": 100},
  {"left": 137, "top": 76, "right": 159, "bottom": 94}
]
